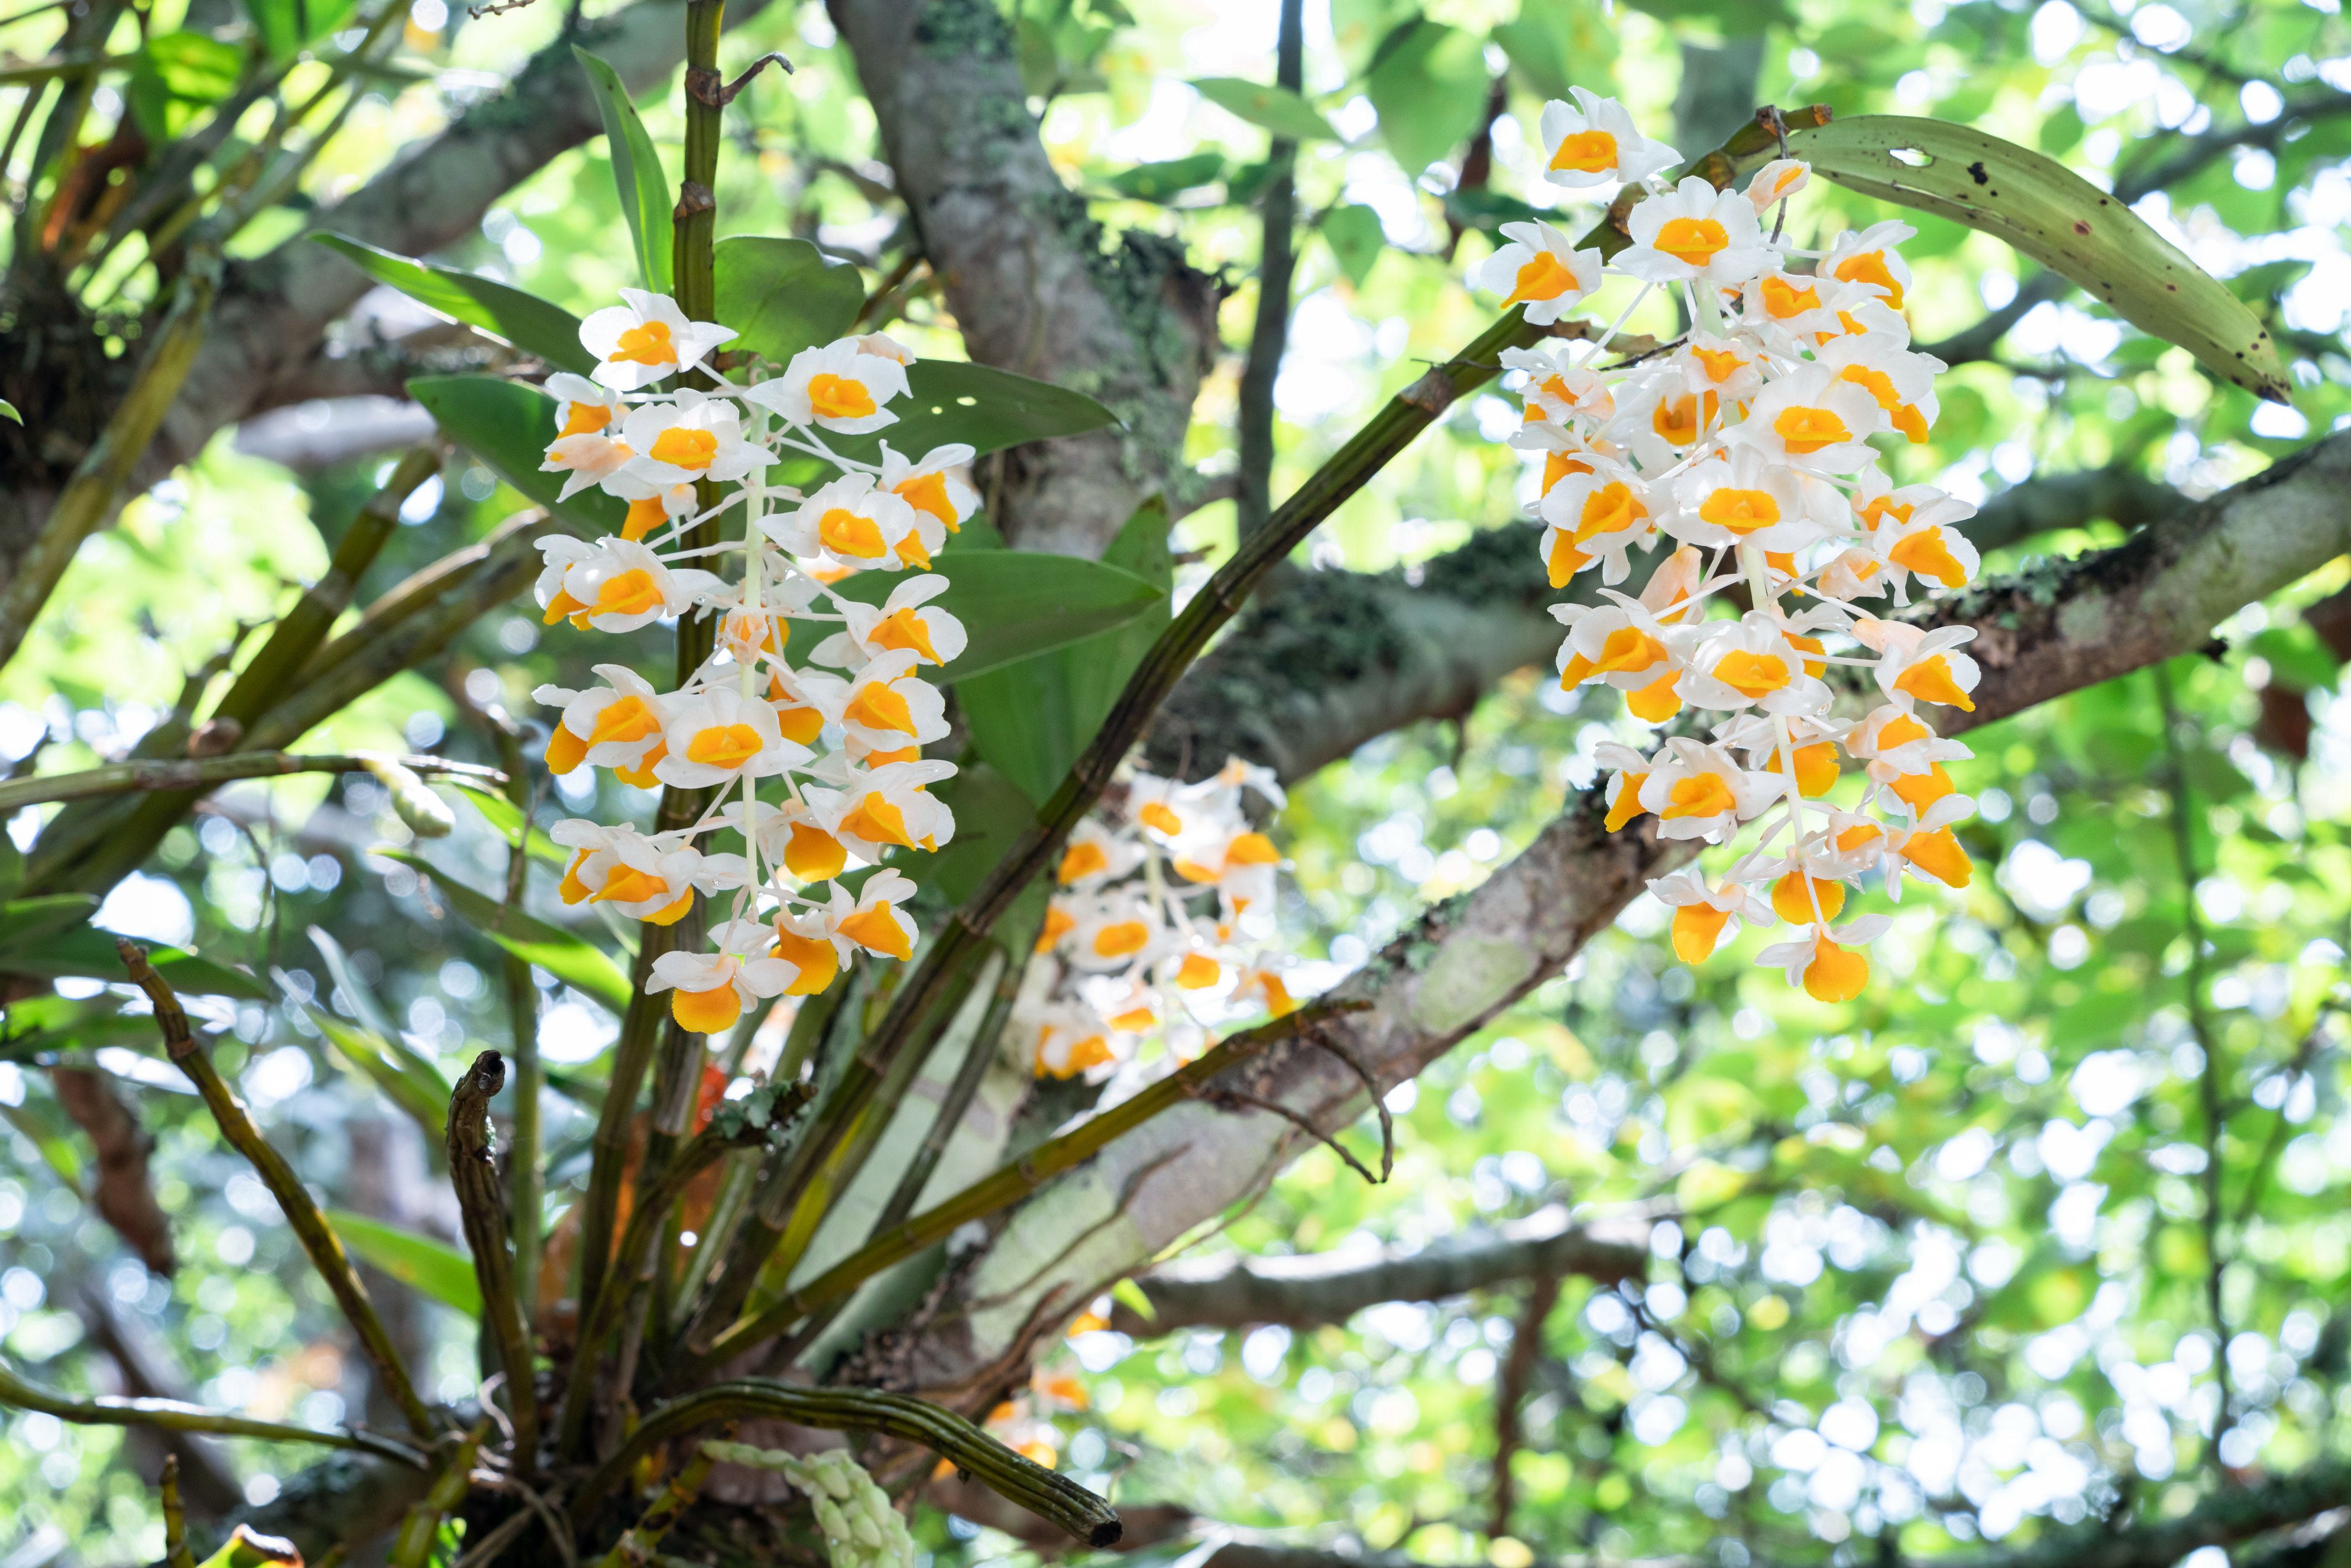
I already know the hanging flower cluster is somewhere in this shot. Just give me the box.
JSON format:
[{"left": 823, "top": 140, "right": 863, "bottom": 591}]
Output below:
[
  {"left": 1469, "top": 94, "right": 1983, "bottom": 1003},
  {"left": 531, "top": 290, "right": 976, "bottom": 1033},
  {"left": 1019, "top": 757, "right": 1300, "bottom": 1078}
]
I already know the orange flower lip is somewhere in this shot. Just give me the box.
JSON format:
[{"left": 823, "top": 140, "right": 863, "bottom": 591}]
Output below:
[
  {"left": 1654, "top": 216, "right": 1730, "bottom": 267},
  {"left": 1550, "top": 128, "right": 1618, "bottom": 173}
]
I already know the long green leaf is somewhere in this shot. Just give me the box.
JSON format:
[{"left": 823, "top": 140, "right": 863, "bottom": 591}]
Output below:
[
  {"left": 1789, "top": 115, "right": 2292, "bottom": 403},
  {"left": 451, "top": 783, "right": 568, "bottom": 870},
  {"left": 376, "top": 850, "right": 632, "bottom": 1013},
  {"left": 310, "top": 1010, "right": 449, "bottom": 1137},
  {"left": 306, "top": 925, "right": 399, "bottom": 1041},
  {"left": 309, "top": 235, "right": 594, "bottom": 373},
  {"left": 4, "top": 924, "right": 268, "bottom": 1000},
  {"left": 957, "top": 500, "right": 1172, "bottom": 804},
  {"left": 1192, "top": 77, "right": 1339, "bottom": 142},
  {"left": 1, "top": 1099, "right": 83, "bottom": 1187},
  {"left": 0, "top": 895, "right": 102, "bottom": 948},
  {"left": 325, "top": 1210, "right": 482, "bottom": 1316},
  {"left": 574, "top": 47, "right": 673, "bottom": 294},
  {"left": 714, "top": 236, "right": 864, "bottom": 367},
  {"left": 407, "top": 375, "right": 627, "bottom": 534},
  {"left": 824, "top": 549, "right": 1164, "bottom": 685}
]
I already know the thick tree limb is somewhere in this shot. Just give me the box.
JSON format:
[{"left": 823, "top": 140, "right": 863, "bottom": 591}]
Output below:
[
  {"left": 829, "top": 0, "right": 1220, "bottom": 556},
  {"left": 918, "top": 430, "right": 2351, "bottom": 1397},
  {"left": 1142, "top": 462, "right": 2182, "bottom": 785},
  {"left": 1108, "top": 1205, "right": 1643, "bottom": 1337}
]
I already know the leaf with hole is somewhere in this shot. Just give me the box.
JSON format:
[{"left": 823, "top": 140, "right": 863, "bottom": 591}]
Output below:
[
  {"left": 822, "top": 549, "right": 1165, "bottom": 684},
  {"left": 1192, "top": 77, "right": 1340, "bottom": 144},
  {"left": 809, "top": 361, "right": 1120, "bottom": 477},
  {"left": 375, "top": 850, "right": 632, "bottom": 1013},
  {"left": 1788, "top": 115, "right": 2291, "bottom": 403},
  {"left": 574, "top": 46, "right": 673, "bottom": 294},
  {"left": 326, "top": 1211, "right": 482, "bottom": 1316},
  {"left": 714, "top": 236, "right": 866, "bottom": 368},
  {"left": 310, "top": 235, "right": 593, "bottom": 373},
  {"left": 407, "top": 375, "right": 627, "bottom": 535}
]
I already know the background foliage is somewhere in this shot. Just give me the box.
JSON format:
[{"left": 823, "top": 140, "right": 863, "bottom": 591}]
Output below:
[{"left": 3, "top": 0, "right": 2350, "bottom": 1562}]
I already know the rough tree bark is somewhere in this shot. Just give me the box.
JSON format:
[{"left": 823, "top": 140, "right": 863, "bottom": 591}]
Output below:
[{"left": 829, "top": 0, "right": 1223, "bottom": 558}]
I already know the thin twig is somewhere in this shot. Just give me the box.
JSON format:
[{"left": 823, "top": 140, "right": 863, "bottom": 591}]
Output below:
[
  {"left": 1488, "top": 1270, "right": 1562, "bottom": 1539},
  {"left": 0, "top": 1356, "right": 427, "bottom": 1466},
  {"left": 2155, "top": 662, "right": 2235, "bottom": 1466},
  {"left": 118, "top": 939, "right": 440, "bottom": 1440},
  {"left": 0, "top": 751, "right": 504, "bottom": 814}
]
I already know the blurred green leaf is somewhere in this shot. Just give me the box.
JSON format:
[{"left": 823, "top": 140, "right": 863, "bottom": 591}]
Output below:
[
  {"left": 375, "top": 850, "right": 632, "bottom": 1013},
  {"left": 1491, "top": 2, "right": 1615, "bottom": 100},
  {"left": 451, "top": 783, "right": 569, "bottom": 870},
  {"left": 309, "top": 1010, "right": 449, "bottom": 1137},
  {"left": 1321, "top": 203, "right": 1387, "bottom": 288},
  {"left": 325, "top": 1210, "right": 481, "bottom": 1316},
  {"left": 713, "top": 235, "right": 866, "bottom": 368},
  {"left": 3, "top": 922, "right": 267, "bottom": 1000},
  {"left": 1192, "top": 77, "right": 1339, "bottom": 143},
  {"left": 310, "top": 234, "right": 594, "bottom": 373},
  {"left": 242, "top": 0, "right": 357, "bottom": 62},
  {"left": 1364, "top": 22, "right": 1489, "bottom": 176},
  {"left": 1103, "top": 152, "right": 1229, "bottom": 202},
  {"left": 127, "top": 32, "right": 243, "bottom": 142}
]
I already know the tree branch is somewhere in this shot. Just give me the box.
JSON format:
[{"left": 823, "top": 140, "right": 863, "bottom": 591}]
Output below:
[
  {"left": 119, "top": 939, "right": 441, "bottom": 1440},
  {"left": 921, "top": 429, "right": 2351, "bottom": 1398},
  {"left": 1142, "top": 461, "right": 2183, "bottom": 785},
  {"left": 0, "top": 751, "right": 503, "bottom": 814},
  {"left": 830, "top": 0, "right": 1221, "bottom": 557},
  {"left": 50, "top": 1064, "right": 174, "bottom": 1275},
  {"left": 0, "top": 1355, "right": 428, "bottom": 1466},
  {"left": 1107, "top": 1204, "right": 1643, "bottom": 1337}
]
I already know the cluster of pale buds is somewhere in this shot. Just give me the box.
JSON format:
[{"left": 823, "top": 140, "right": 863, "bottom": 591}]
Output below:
[
  {"left": 1465, "top": 91, "right": 1991, "bottom": 1002},
  {"left": 1018, "top": 758, "right": 1301, "bottom": 1078},
  {"left": 528, "top": 290, "right": 980, "bottom": 1033}
]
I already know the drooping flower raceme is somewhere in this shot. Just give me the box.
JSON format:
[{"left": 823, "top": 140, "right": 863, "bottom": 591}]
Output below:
[
  {"left": 533, "top": 303, "right": 975, "bottom": 1034},
  {"left": 1473, "top": 98, "right": 1983, "bottom": 1003},
  {"left": 1020, "top": 758, "right": 1301, "bottom": 1080}
]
